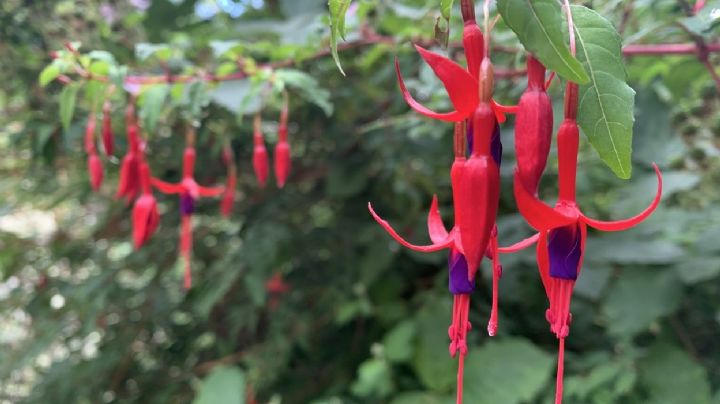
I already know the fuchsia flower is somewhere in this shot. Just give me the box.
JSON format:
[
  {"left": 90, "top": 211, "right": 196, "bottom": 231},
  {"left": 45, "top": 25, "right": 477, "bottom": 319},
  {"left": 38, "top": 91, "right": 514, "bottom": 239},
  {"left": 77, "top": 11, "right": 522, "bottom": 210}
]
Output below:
[
  {"left": 152, "top": 138, "right": 224, "bottom": 289},
  {"left": 101, "top": 100, "right": 115, "bottom": 156},
  {"left": 252, "top": 114, "right": 269, "bottom": 187},
  {"left": 116, "top": 102, "right": 142, "bottom": 203},
  {"left": 512, "top": 83, "right": 663, "bottom": 403},
  {"left": 131, "top": 161, "right": 159, "bottom": 249},
  {"left": 274, "top": 95, "right": 291, "bottom": 188},
  {"left": 84, "top": 112, "right": 104, "bottom": 191}
]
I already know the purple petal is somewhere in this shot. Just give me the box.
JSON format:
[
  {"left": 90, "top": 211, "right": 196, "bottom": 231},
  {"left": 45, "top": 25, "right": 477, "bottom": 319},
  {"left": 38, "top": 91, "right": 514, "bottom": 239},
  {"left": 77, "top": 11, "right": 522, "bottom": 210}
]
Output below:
[
  {"left": 449, "top": 248, "right": 475, "bottom": 294},
  {"left": 548, "top": 224, "right": 582, "bottom": 280},
  {"left": 180, "top": 194, "right": 195, "bottom": 215},
  {"left": 466, "top": 121, "right": 502, "bottom": 166}
]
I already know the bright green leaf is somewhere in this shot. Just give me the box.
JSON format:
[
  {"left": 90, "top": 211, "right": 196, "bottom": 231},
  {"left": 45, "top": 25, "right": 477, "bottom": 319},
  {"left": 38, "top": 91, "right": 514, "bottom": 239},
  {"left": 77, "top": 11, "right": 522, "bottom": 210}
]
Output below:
[
  {"left": 463, "top": 338, "right": 554, "bottom": 404},
  {"left": 572, "top": 5, "right": 635, "bottom": 178},
  {"left": 440, "top": 0, "right": 454, "bottom": 20},
  {"left": 39, "top": 64, "right": 60, "bottom": 87},
  {"left": 350, "top": 358, "right": 393, "bottom": 398},
  {"left": 328, "top": 0, "right": 352, "bottom": 75},
  {"left": 275, "top": 69, "right": 333, "bottom": 116},
  {"left": 496, "top": 0, "right": 589, "bottom": 83},
  {"left": 192, "top": 366, "right": 246, "bottom": 404},
  {"left": 59, "top": 84, "right": 79, "bottom": 134}
]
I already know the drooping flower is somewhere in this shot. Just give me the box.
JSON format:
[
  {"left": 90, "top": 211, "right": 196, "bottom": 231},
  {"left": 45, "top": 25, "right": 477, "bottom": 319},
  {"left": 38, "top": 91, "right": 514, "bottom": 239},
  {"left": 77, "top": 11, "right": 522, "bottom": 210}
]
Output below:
[
  {"left": 101, "top": 100, "right": 115, "bottom": 156},
  {"left": 252, "top": 113, "right": 269, "bottom": 187},
  {"left": 152, "top": 131, "right": 224, "bottom": 289},
  {"left": 116, "top": 101, "right": 142, "bottom": 203},
  {"left": 84, "top": 112, "right": 104, "bottom": 191},
  {"left": 274, "top": 93, "right": 291, "bottom": 188},
  {"left": 514, "top": 55, "right": 553, "bottom": 195},
  {"left": 512, "top": 82, "right": 663, "bottom": 403},
  {"left": 131, "top": 161, "right": 159, "bottom": 249}
]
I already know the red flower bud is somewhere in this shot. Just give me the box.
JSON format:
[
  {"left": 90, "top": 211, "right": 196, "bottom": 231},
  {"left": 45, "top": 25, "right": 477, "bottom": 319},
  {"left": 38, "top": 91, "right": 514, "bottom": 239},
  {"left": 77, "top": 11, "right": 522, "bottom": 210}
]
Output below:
[
  {"left": 514, "top": 55, "right": 553, "bottom": 195},
  {"left": 274, "top": 140, "right": 290, "bottom": 188},
  {"left": 88, "top": 152, "right": 104, "bottom": 191},
  {"left": 253, "top": 115, "right": 269, "bottom": 187},
  {"left": 101, "top": 101, "right": 115, "bottom": 156},
  {"left": 131, "top": 162, "right": 159, "bottom": 249},
  {"left": 84, "top": 113, "right": 97, "bottom": 154}
]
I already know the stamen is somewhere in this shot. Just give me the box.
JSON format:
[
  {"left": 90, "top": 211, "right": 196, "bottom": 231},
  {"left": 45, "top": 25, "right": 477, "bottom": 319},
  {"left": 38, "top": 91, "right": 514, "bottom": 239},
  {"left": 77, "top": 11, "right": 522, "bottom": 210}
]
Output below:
[{"left": 555, "top": 338, "right": 566, "bottom": 404}]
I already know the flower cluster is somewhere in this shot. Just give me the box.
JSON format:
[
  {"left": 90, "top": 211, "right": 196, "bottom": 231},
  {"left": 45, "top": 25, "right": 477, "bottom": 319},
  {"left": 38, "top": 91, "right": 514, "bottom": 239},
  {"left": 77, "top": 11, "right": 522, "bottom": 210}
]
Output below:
[
  {"left": 81, "top": 96, "right": 294, "bottom": 289},
  {"left": 367, "top": 1, "right": 663, "bottom": 403}
]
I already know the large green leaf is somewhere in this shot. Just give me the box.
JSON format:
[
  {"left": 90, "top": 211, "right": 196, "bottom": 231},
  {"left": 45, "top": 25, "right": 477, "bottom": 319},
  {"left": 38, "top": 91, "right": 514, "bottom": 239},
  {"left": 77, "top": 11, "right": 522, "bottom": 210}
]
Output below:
[
  {"left": 328, "top": 0, "right": 352, "bottom": 75},
  {"left": 497, "top": 0, "right": 588, "bottom": 83},
  {"left": 638, "top": 344, "right": 711, "bottom": 404},
  {"left": 601, "top": 269, "right": 683, "bottom": 338},
  {"left": 463, "top": 338, "right": 554, "bottom": 404},
  {"left": 192, "top": 366, "right": 246, "bottom": 404},
  {"left": 572, "top": 5, "right": 635, "bottom": 179},
  {"left": 411, "top": 297, "right": 456, "bottom": 391},
  {"left": 59, "top": 84, "right": 79, "bottom": 134}
]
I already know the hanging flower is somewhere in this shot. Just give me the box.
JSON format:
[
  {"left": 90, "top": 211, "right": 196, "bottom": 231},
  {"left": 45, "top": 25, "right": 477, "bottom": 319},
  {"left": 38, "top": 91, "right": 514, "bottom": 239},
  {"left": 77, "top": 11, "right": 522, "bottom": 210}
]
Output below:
[
  {"left": 274, "top": 93, "right": 291, "bottom": 188},
  {"left": 131, "top": 161, "right": 159, "bottom": 249},
  {"left": 252, "top": 113, "right": 269, "bottom": 187},
  {"left": 84, "top": 112, "right": 104, "bottom": 191},
  {"left": 101, "top": 99, "right": 115, "bottom": 156},
  {"left": 511, "top": 82, "right": 663, "bottom": 403},
  {"left": 116, "top": 102, "right": 142, "bottom": 203},
  {"left": 152, "top": 133, "right": 224, "bottom": 289}
]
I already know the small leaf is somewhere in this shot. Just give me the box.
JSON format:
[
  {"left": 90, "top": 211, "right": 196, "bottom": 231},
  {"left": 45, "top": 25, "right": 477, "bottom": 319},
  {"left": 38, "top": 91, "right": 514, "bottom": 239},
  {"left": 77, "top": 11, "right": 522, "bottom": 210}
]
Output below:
[
  {"left": 59, "top": 84, "right": 79, "bottom": 134},
  {"left": 328, "top": 0, "right": 352, "bottom": 75},
  {"left": 440, "top": 0, "right": 454, "bottom": 19},
  {"left": 572, "top": 5, "right": 635, "bottom": 178},
  {"left": 383, "top": 320, "right": 416, "bottom": 363},
  {"left": 39, "top": 64, "right": 61, "bottom": 87},
  {"left": 275, "top": 69, "right": 333, "bottom": 116},
  {"left": 138, "top": 84, "right": 170, "bottom": 133},
  {"left": 192, "top": 366, "right": 246, "bottom": 404},
  {"left": 496, "top": 0, "right": 589, "bottom": 83}
]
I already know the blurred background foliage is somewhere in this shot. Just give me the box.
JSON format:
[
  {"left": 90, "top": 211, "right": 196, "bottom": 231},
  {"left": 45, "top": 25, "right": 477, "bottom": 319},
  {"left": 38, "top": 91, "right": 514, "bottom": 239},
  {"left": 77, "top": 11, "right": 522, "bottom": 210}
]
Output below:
[{"left": 1, "top": 0, "right": 720, "bottom": 403}]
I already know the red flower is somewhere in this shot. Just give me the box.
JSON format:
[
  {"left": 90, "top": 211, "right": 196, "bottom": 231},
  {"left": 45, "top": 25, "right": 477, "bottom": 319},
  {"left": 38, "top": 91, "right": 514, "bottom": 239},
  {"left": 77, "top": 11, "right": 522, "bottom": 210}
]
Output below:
[
  {"left": 116, "top": 102, "right": 142, "bottom": 203},
  {"left": 512, "top": 83, "right": 663, "bottom": 403},
  {"left": 274, "top": 93, "right": 292, "bottom": 188},
  {"left": 101, "top": 100, "right": 115, "bottom": 156},
  {"left": 252, "top": 114, "right": 269, "bottom": 187},
  {"left": 152, "top": 144, "right": 224, "bottom": 289},
  {"left": 131, "top": 161, "right": 159, "bottom": 249},
  {"left": 84, "top": 113, "right": 104, "bottom": 191}
]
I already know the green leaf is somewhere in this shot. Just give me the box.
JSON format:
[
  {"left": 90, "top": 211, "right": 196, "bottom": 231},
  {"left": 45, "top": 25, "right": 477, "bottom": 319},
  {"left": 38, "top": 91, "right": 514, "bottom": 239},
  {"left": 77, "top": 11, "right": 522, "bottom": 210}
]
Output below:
[
  {"left": 192, "top": 366, "right": 246, "bottom": 404},
  {"left": 138, "top": 85, "right": 170, "bottom": 133},
  {"left": 639, "top": 344, "right": 711, "bottom": 404},
  {"left": 350, "top": 358, "right": 393, "bottom": 398},
  {"left": 440, "top": 0, "right": 454, "bottom": 19},
  {"left": 135, "top": 43, "right": 172, "bottom": 61},
  {"left": 383, "top": 320, "right": 416, "bottom": 363},
  {"left": 412, "top": 297, "right": 456, "bottom": 391},
  {"left": 496, "top": 0, "right": 588, "bottom": 83},
  {"left": 601, "top": 269, "right": 683, "bottom": 338},
  {"left": 572, "top": 5, "right": 635, "bottom": 178},
  {"left": 275, "top": 69, "right": 333, "bottom": 116},
  {"left": 39, "top": 64, "right": 60, "bottom": 87},
  {"left": 59, "top": 84, "right": 79, "bottom": 134},
  {"left": 328, "top": 0, "right": 352, "bottom": 75},
  {"left": 391, "top": 392, "right": 454, "bottom": 404},
  {"left": 463, "top": 338, "right": 554, "bottom": 404}
]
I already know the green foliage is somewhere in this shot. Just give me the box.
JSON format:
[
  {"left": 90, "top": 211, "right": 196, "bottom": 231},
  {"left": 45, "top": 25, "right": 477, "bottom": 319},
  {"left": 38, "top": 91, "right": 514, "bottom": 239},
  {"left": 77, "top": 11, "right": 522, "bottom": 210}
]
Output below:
[
  {"left": 497, "top": 0, "right": 589, "bottom": 83},
  {"left": 328, "top": 0, "right": 352, "bottom": 75},
  {"left": 573, "top": 5, "right": 636, "bottom": 179}
]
